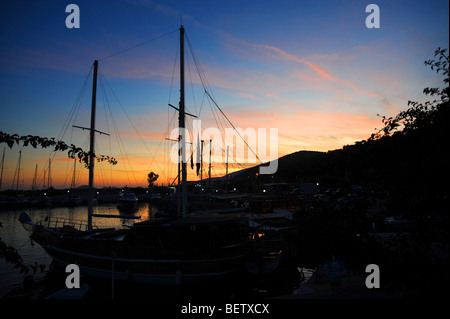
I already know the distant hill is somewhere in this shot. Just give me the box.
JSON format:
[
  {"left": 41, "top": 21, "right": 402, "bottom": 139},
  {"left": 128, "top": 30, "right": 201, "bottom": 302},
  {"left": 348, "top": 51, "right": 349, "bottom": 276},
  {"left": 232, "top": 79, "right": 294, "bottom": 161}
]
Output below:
[
  {"left": 229, "top": 46, "right": 449, "bottom": 194},
  {"left": 230, "top": 150, "right": 325, "bottom": 184},
  {"left": 230, "top": 102, "right": 449, "bottom": 194}
]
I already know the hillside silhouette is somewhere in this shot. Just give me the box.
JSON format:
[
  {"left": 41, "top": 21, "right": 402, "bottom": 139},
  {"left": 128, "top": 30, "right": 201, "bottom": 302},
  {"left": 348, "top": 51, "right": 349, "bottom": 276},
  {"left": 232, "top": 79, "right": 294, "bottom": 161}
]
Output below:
[{"left": 237, "top": 48, "right": 449, "bottom": 200}]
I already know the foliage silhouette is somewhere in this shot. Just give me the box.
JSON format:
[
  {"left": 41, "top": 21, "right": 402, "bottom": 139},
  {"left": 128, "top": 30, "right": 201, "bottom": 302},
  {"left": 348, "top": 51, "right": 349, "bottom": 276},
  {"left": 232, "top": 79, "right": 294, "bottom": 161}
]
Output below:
[
  {"left": 147, "top": 171, "right": 159, "bottom": 188},
  {"left": 371, "top": 47, "right": 449, "bottom": 139},
  {"left": 0, "top": 131, "right": 117, "bottom": 168},
  {"left": 0, "top": 222, "right": 46, "bottom": 276},
  {"left": 0, "top": 130, "right": 117, "bottom": 277}
]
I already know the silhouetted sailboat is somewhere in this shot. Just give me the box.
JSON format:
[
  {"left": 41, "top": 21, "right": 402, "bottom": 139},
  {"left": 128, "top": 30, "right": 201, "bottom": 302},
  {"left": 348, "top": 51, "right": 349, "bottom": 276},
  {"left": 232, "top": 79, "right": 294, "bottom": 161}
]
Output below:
[{"left": 20, "top": 26, "right": 249, "bottom": 286}]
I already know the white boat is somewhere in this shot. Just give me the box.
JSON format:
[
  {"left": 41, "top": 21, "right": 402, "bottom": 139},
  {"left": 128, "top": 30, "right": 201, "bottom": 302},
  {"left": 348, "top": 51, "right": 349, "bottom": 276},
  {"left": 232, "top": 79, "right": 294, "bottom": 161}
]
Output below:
[{"left": 116, "top": 189, "right": 138, "bottom": 209}]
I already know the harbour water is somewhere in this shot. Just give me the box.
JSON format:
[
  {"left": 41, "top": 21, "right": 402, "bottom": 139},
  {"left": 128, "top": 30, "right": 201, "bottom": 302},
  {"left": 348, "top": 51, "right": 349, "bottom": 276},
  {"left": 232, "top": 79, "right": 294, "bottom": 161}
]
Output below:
[
  {"left": 2, "top": 189, "right": 429, "bottom": 301},
  {"left": 0, "top": 200, "right": 313, "bottom": 301},
  {"left": 0, "top": 202, "right": 155, "bottom": 297}
]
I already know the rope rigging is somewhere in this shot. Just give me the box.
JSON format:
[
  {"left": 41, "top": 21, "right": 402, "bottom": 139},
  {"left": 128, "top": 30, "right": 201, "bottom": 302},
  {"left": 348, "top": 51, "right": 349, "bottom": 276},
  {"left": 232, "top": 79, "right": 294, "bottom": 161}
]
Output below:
[
  {"left": 53, "top": 27, "right": 261, "bottom": 188},
  {"left": 96, "top": 27, "right": 262, "bottom": 185},
  {"left": 42, "top": 64, "right": 93, "bottom": 189},
  {"left": 99, "top": 29, "right": 179, "bottom": 61},
  {"left": 183, "top": 31, "right": 263, "bottom": 176}
]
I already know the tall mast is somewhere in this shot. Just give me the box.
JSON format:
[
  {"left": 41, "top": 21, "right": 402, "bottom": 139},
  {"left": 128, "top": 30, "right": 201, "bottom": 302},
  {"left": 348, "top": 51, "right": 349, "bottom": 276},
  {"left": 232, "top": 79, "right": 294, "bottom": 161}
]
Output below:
[
  {"left": 226, "top": 145, "right": 229, "bottom": 191},
  {"left": 32, "top": 164, "right": 38, "bottom": 191},
  {"left": 209, "top": 139, "right": 212, "bottom": 195},
  {"left": 71, "top": 157, "right": 76, "bottom": 189},
  {"left": 177, "top": 144, "right": 181, "bottom": 216},
  {"left": 88, "top": 60, "right": 98, "bottom": 231},
  {"left": 14, "top": 150, "right": 22, "bottom": 190},
  {"left": 200, "top": 139, "right": 204, "bottom": 201},
  {"left": 18, "top": 150, "right": 21, "bottom": 190},
  {"left": 179, "top": 25, "right": 187, "bottom": 218},
  {"left": 0, "top": 148, "right": 5, "bottom": 191},
  {"left": 48, "top": 158, "right": 51, "bottom": 189}
]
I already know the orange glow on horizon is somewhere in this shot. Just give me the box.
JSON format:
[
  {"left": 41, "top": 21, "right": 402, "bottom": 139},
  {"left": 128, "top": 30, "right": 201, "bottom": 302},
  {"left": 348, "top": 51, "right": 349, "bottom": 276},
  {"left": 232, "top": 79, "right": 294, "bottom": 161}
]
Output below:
[{"left": 1, "top": 109, "right": 379, "bottom": 190}]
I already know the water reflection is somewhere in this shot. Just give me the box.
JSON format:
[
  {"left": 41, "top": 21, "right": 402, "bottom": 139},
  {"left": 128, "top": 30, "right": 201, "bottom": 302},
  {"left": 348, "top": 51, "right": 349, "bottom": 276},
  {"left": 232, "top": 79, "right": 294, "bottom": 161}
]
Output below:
[{"left": 0, "top": 202, "right": 156, "bottom": 296}]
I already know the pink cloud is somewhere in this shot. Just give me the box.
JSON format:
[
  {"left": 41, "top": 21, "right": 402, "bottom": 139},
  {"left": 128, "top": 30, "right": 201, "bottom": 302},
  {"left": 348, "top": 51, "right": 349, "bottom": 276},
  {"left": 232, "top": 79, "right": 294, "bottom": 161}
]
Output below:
[
  {"left": 254, "top": 43, "right": 381, "bottom": 98},
  {"left": 224, "top": 108, "right": 380, "bottom": 154}
]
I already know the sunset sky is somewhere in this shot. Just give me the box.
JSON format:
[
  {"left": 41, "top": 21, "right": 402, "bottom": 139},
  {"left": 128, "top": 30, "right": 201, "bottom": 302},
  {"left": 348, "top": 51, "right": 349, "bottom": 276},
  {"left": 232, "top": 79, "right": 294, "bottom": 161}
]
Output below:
[{"left": 0, "top": 0, "right": 448, "bottom": 189}]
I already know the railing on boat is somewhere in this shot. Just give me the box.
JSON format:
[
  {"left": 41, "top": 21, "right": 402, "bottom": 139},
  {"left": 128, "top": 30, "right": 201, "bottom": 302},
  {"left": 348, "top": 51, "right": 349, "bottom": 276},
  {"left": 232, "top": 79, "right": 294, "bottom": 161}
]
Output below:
[
  {"left": 37, "top": 217, "right": 97, "bottom": 232},
  {"left": 37, "top": 214, "right": 140, "bottom": 232}
]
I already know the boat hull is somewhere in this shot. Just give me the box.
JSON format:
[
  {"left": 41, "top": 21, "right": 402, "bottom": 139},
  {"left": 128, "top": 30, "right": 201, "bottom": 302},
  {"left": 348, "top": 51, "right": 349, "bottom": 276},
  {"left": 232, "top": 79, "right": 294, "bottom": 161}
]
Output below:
[
  {"left": 29, "top": 214, "right": 249, "bottom": 286},
  {"left": 43, "top": 244, "right": 244, "bottom": 286}
]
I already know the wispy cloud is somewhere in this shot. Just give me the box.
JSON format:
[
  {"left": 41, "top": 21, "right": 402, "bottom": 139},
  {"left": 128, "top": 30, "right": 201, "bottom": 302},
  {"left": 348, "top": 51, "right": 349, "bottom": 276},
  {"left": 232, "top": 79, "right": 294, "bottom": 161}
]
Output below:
[
  {"left": 221, "top": 33, "right": 382, "bottom": 99},
  {"left": 257, "top": 43, "right": 336, "bottom": 81},
  {"left": 0, "top": 45, "right": 90, "bottom": 74}
]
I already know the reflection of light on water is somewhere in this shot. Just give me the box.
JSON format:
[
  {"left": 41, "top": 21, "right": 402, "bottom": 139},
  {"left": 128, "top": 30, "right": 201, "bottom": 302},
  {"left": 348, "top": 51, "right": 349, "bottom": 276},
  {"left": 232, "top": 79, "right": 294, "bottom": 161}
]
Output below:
[
  {"left": 137, "top": 203, "right": 157, "bottom": 220},
  {"left": 96, "top": 203, "right": 154, "bottom": 228},
  {"left": 0, "top": 202, "right": 158, "bottom": 296}
]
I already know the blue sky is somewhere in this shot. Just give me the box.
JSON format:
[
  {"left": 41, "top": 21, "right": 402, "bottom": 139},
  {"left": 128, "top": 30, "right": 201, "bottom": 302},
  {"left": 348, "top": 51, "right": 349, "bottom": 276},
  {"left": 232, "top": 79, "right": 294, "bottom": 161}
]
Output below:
[{"left": 0, "top": 0, "right": 448, "bottom": 188}]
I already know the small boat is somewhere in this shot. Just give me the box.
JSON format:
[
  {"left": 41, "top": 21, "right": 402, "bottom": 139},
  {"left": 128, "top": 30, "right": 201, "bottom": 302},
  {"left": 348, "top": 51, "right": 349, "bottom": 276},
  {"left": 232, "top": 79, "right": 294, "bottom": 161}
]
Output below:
[
  {"left": 383, "top": 216, "right": 415, "bottom": 231},
  {"left": 116, "top": 189, "right": 138, "bottom": 209},
  {"left": 247, "top": 212, "right": 293, "bottom": 233},
  {"left": 384, "top": 216, "right": 414, "bottom": 225},
  {"left": 63, "top": 194, "right": 83, "bottom": 207},
  {"left": 244, "top": 213, "right": 291, "bottom": 275}
]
